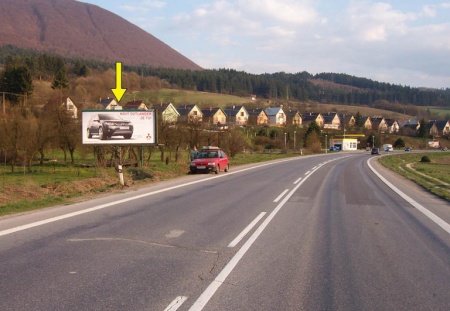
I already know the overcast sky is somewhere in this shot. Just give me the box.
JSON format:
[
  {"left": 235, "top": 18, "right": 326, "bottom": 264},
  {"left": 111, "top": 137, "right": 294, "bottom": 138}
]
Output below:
[{"left": 77, "top": 0, "right": 450, "bottom": 89}]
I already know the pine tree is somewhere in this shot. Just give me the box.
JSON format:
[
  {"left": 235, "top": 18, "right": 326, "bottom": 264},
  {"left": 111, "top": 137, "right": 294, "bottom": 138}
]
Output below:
[
  {"left": 0, "top": 65, "right": 34, "bottom": 102},
  {"left": 51, "top": 69, "right": 69, "bottom": 90}
]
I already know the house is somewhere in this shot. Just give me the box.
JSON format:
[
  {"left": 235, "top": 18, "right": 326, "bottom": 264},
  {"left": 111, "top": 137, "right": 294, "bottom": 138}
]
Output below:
[
  {"left": 323, "top": 112, "right": 341, "bottom": 130},
  {"left": 435, "top": 120, "right": 450, "bottom": 137},
  {"left": 339, "top": 114, "right": 356, "bottom": 129},
  {"left": 302, "top": 112, "right": 324, "bottom": 128},
  {"left": 123, "top": 100, "right": 148, "bottom": 110},
  {"left": 152, "top": 103, "right": 180, "bottom": 124},
  {"left": 201, "top": 107, "right": 227, "bottom": 126},
  {"left": 361, "top": 117, "right": 372, "bottom": 130},
  {"left": 223, "top": 105, "right": 249, "bottom": 126},
  {"left": 265, "top": 106, "right": 286, "bottom": 126},
  {"left": 44, "top": 96, "right": 78, "bottom": 118},
  {"left": 370, "top": 117, "right": 388, "bottom": 133},
  {"left": 247, "top": 107, "right": 268, "bottom": 126},
  {"left": 426, "top": 120, "right": 450, "bottom": 137},
  {"left": 98, "top": 97, "right": 122, "bottom": 110},
  {"left": 286, "top": 110, "right": 302, "bottom": 126},
  {"left": 400, "top": 119, "right": 420, "bottom": 135},
  {"left": 427, "top": 120, "right": 439, "bottom": 137},
  {"left": 385, "top": 119, "right": 400, "bottom": 133},
  {"left": 177, "top": 104, "right": 203, "bottom": 123}
]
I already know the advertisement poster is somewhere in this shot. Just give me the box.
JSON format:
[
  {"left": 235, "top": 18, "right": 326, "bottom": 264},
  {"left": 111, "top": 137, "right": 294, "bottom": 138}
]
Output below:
[{"left": 82, "top": 110, "right": 156, "bottom": 145}]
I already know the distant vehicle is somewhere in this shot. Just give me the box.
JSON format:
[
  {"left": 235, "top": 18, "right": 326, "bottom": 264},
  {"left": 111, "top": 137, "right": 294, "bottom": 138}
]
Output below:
[
  {"left": 405, "top": 147, "right": 411, "bottom": 151},
  {"left": 189, "top": 146, "right": 229, "bottom": 174},
  {"left": 442, "top": 147, "right": 448, "bottom": 151},
  {"left": 330, "top": 146, "right": 340, "bottom": 151},
  {"left": 371, "top": 148, "right": 381, "bottom": 155},
  {"left": 383, "top": 144, "right": 393, "bottom": 152},
  {"left": 87, "top": 113, "right": 133, "bottom": 140}
]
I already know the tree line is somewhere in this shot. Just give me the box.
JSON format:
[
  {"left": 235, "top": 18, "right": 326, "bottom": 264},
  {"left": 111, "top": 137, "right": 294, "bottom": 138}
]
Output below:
[
  {"left": 1, "top": 45, "right": 450, "bottom": 110},
  {"left": 133, "top": 67, "right": 450, "bottom": 108}
]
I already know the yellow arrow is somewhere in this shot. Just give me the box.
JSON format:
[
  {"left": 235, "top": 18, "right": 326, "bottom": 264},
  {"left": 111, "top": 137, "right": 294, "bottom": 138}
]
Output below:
[{"left": 111, "top": 62, "right": 127, "bottom": 102}]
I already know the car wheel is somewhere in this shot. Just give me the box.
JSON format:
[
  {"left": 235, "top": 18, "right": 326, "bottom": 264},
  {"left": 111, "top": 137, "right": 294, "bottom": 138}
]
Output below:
[
  {"left": 124, "top": 134, "right": 132, "bottom": 139},
  {"left": 87, "top": 128, "right": 92, "bottom": 138},
  {"left": 99, "top": 127, "right": 107, "bottom": 140},
  {"left": 224, "top": 164, "right": 229, "bottom": 172},
  {"left": 215, "top": 165, "right": 220, "bottom": 174}
]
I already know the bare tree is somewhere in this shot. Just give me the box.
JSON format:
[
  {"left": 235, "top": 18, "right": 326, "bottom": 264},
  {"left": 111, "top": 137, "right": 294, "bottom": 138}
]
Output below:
[{"left": 48, "top": 106, "right": 80, "bottom": 165}]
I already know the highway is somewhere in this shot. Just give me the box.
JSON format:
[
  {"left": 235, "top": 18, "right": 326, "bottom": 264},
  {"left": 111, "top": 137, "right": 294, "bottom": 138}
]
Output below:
[{"left": 0, "top": 152, "right": 449, "bottom": 311}]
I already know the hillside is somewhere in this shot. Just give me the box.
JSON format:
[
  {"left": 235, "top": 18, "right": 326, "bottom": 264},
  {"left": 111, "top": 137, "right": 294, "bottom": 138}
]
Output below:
[{"left": 0, "top": 0, "right": 202, "bottom": 70}]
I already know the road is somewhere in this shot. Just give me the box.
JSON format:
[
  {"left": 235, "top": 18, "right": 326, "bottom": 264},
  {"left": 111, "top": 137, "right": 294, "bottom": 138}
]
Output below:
[{"left": 1, "top": 152, "right": 449, "bottom": 311}]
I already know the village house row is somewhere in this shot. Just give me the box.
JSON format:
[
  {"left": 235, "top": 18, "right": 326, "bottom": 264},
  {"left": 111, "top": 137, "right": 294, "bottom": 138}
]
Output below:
[{"left": 54, "top": 96, "right": 450, "bottom": 138}]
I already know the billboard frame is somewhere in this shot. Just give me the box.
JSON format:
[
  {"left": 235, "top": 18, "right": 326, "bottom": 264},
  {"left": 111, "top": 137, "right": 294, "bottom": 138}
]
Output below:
[{"left": 82, "top": 109, "right": 157, "bottom": 146}]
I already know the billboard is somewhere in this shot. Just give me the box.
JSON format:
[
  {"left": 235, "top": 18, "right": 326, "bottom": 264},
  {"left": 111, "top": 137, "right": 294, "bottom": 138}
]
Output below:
[{"left": 82, "top": 110, "right": 156, "bottom": 145}]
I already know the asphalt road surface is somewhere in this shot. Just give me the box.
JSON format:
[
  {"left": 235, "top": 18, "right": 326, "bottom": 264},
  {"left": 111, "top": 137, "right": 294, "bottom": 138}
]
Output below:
[{"left": 1, "top": 152, "right": 449, "bottom": 311}]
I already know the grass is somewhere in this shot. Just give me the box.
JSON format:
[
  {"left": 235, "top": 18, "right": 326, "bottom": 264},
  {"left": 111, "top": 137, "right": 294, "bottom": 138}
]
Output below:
[
  {"left": 421, "top": 106, "right": 450, "bottom": 119},
  {"left": 124, "top": 89, "right": 251, "bottom": 108},
  {"left": 0, "top": 150, "right": 298, "bottom": 216},
  {"left": 378, "top": 152, "right": 450, "bottom": 200}
]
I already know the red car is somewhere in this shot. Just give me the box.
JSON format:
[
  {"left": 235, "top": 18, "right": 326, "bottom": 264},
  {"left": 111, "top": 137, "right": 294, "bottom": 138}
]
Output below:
[{"left": 189, "top": 146, "right": 229, "bottom": 174}]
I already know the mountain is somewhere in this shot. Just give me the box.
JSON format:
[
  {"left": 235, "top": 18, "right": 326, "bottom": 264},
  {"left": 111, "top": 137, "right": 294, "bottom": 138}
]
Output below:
[{"left": 0, "top": 0, "right": 202, "bottom": 70}]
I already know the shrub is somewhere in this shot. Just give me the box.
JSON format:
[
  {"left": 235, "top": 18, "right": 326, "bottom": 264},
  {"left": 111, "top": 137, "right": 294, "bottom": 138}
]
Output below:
[
  {"left": 420, "top": 155, "right": 431, "bottom": 163},
  {"left": 394, "top": 138, "right": 405, "bottom": 148}
]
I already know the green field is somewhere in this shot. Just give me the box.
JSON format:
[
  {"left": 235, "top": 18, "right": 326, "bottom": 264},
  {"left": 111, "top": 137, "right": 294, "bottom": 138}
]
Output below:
[
  {"left": 123, "top": 89, "right": 251, "bottom": 108},
  {"left": 420, "top": 106, "right": 450, "bottom": 119},
  {"left": 379, "top": 152, "right": 450, "bottom": 200}
]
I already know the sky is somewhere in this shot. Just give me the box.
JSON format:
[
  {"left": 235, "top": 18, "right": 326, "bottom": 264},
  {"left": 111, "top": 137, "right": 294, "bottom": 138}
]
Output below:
[{"left": 77, "top": 0, "right": 450, "bottom": 89}]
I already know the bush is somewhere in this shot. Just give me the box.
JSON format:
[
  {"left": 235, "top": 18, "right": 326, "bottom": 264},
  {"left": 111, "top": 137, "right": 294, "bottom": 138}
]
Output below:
[
  {"left": 394, "top": 138, "right": 405, "bottom": 148},
  {"left": 420, "top": 156, "right": 431, "bottom": 163}
]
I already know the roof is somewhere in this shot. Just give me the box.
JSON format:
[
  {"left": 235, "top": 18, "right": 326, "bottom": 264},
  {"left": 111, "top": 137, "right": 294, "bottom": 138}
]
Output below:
[
  {"left": 201, "top": 107, "right": 223, "bottom": 117},
  {"left": 285, "top": 110, "right": 300, "bottom": 117},
  {"left": 265, "top": 107, "right": 282, "bottom": 116},
  {"left": 223, "top": 105, "right": 247, "bottom": 117},
  {"left": 302, "top": 112, "right": 322, "bottom": 122},
  {"left": 123, "top": 100, "right": 147, "bottom": 109},
  {"left": 384, "top": 118, "right": 398, "bottom": 126},
  {"left": 435, "top": 120, "right": 449, "bottom": 130},
  {"left": 152, "top": 102, "right": 173, "bottom": 111},
  {"left": 247, "top": 107, "right": 266, "bottom": 117},
  {"left": 177, "top": 104, "right": 198, "bottom": 115},
  {"left": 322, "top": 113, "right": 339, "bottom": 123}
]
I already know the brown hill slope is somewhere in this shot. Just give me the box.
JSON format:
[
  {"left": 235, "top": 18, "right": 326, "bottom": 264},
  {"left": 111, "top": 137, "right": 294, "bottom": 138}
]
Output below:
[{"left": 0, "top": 0, "right": 202, "bottom": 70}]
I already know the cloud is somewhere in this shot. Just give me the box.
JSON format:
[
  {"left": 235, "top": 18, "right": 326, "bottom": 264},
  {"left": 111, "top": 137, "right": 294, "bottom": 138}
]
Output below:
[
  {"left": 112, "top": 0, "right": 450, "bottom": 87},
  {"left": 236, "top": 0, "right": 320, "bottom": 25},
  {"left": 120, "top": 1, "right": 166, "bottom": 13},
  {"left": 346, "top": 1, "right": 416, "bottom": 41}
]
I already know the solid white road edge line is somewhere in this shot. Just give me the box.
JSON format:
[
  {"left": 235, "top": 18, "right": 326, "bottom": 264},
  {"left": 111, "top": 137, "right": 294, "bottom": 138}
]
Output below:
[
  {"left": 164, "top": 296, "right": 188, "bottom": 311},
  {"left": 274, "top": 189, "right": 289, "bottom": 203},
  {"left": 227, "top": 212, "right": 267, "bottom": 248},
  {"left": 367, "top": 158, "right": 450, "bottom": 235},
  {"left": 0, "top": 156, "right": 307, "bottom": 238}
]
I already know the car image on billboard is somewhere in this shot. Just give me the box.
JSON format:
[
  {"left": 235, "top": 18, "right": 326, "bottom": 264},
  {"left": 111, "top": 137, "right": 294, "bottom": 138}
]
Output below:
[{"left": 86, "top": 113, "right": 133, "bottom": 140}]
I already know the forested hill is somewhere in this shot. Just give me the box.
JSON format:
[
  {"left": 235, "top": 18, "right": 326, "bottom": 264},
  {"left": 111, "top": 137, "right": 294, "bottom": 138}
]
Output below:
[
  {"left": 1, "top": 46, "right": 449, "bottom": 111},
  {"left": 136, "top": 67, "right": 450, "bottom": 108}
]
